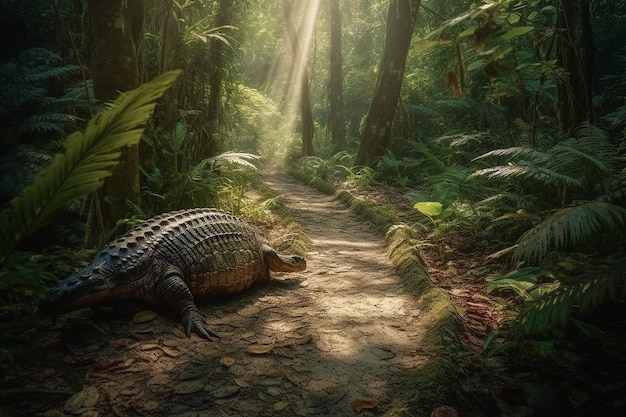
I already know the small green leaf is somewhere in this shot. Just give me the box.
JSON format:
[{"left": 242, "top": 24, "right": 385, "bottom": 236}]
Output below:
[
  {"left": 413, "top": 202, "right": 443, "bottom": 217},
  {"left": 507, "top": 13, "right": 521, "bottom": 24},
  {"left": 499, "top": 26, "right": 534, "bottom": 41},
  {"left": 459, "top": 26, "right": 477, "bottom": 37},
  {"left": 415, "top": 40, "right": 446, "bottom": 52}
]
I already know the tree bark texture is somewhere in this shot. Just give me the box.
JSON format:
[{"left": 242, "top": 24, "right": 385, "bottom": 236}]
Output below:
[
  {"left": 283, "top": 0, "right": 315, "bottom": 157},
  {"left": 202, "top": 0, "right": 234, "bottom": 158},
  {"left": 329, "top": 0, "right": 345, "bottom": 152},
  {"left": 86, "top": 0, "right": 144, "bottom": 247},
  {"left": 156, "top": 0, "right": 183, "bottom": 132},
  {"left": 556, "top": 0, "right": 594, "bottom": 137},
  {"left": 356, "top": 0, "right": 420, "bottom": 166}
]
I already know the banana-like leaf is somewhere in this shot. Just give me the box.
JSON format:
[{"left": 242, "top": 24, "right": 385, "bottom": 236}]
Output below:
[{"left": 0, "top": 70, "right": 181, "bottom": 261}]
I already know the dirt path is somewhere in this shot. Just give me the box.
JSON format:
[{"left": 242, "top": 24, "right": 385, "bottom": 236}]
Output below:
[{"left": 34, "top": 171, "right": 431, "bottom": 417}]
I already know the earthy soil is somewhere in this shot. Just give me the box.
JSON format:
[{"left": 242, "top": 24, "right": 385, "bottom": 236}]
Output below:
[{"left": 25, "top": 171, "right": 434, "bottom": 417}]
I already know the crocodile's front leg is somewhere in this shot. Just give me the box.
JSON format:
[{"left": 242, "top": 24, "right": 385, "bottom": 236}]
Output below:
[{"left": 155, "top": 268, "right": 219, "bottom": 341}]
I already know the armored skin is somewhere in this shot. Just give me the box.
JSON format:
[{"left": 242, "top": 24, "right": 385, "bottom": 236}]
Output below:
[{"left": 40, "top": 208, "right": 306, "bottom": 340}]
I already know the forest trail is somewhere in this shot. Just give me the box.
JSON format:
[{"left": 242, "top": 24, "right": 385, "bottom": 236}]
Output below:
[{"left": 33, "top": 171, "right": 432, "bottom": 417}]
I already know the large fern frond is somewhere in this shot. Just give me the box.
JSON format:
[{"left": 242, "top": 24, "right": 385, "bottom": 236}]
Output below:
[
  {"left": 0, "top": 71, "right": 181, "bottom": 261},
  {"left": 472, "top": 146, "right": 549, "bottom": 163},
  {"left": 513, "top": 202, "right": 626, "bottom": 265},
  {"left": 512, "top": 268, "right": 626, "bottom": 339},
  {"left": 471, "top": 164, "right": 583, "bottom": 188},
  {"left": 548, "top": 123, "right": 615, "bottom": 178}
]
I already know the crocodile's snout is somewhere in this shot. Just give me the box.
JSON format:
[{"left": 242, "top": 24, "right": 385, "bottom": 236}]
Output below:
[{"left": 40, "top": 268, "right": 114, "bottom": 316}]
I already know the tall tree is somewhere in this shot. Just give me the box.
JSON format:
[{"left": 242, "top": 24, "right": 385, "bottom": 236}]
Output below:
[
  {"left": 85, "top": 0, "right": 144, "bottom": 246},
  {"left": 355, "top": 0, "right": 420, "bottom": 166},
  {"left": 283, "top": 0, "right": 315, "bottom": 157},
  {"left": 555, "top": 0, "right": 594, "bottom": 137},
  {"left": 155, "top": 0, "right": 183, "bottom": 132},
  {"left": 328, "top": 0, "right": 345, "bottom": 151},
  {"left": 203, "top": 0, "right": 235, "bottom": 158}
]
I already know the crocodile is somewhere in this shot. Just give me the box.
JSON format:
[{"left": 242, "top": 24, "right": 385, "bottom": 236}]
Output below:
[{"left": 40, "top": 208, "right": 306, "bottom": 340}]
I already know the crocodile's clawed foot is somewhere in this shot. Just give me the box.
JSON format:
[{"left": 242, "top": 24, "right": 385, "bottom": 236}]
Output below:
[{"left": 182, "top": 310, "right": 220, "bottom": 341}]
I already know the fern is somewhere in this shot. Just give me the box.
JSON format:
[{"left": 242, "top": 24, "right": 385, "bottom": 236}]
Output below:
[
  {"left": 0, "top": 70, "right": 181, "bottom": 261},
  {"left": 472, "top": 164, "right": 584, "bottom": 188},
  {"left": 512, "top": 269, "right": 626, "bottom": 339},
  {"left": 470, "top": 123, "right": 616, "bottom": 196},
  {"left": 190, "top": 151, "right": 261, "bottom": 180},
  {"left": 513, "top": 201, "right": 626, "bottom": 265}
]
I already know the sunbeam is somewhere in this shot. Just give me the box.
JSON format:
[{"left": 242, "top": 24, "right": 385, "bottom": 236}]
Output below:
[{"left": 262, "top": 0, "right": 321, "bottom": 163}]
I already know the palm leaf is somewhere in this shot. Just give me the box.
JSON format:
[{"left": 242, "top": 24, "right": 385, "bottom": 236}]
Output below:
[
  {"left": 0, "top": 70, "right": 181, "bottom": 260},
  {"left": 513, "top": 201, "right": 626, "bottom": 265}
]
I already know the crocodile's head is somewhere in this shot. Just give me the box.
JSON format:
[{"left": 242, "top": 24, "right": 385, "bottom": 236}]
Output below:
[{"left": 39, "top": 261, "right": 120, "bottom": 317}]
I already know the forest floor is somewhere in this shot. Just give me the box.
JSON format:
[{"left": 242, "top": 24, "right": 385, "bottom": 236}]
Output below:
[
  {"left": 14, "top": 170, "right": 624, "bottom": 417},
  {"left": 21, "top": 170, "right": 451, "bottom": 417}
]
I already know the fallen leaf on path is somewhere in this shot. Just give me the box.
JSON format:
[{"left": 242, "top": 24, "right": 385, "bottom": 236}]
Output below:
[
  {"left": 212, "top": 385, "right": 240, "bottom": 399},
  {"left": 159, "top": 345, "right": 182, "bottom": 357},
  {"left": 173, "top": 380, "right": 205, "bottom": 394},
  {"left": 351, "top": 398, "right": 377, "bottom": 413},
  {"left": 234, "top": 378, "right": 250, "bottom": 388},
  {"left": 259, "top": 377, "right": 283, "bottom": 386},
  {"left": 132, "top": 310, "right": 158, "bottom": 323},
  {"left": 273, "top": 400, "right": 289, "bottom": 410},
  {"left": 285, "top": 369, "right": 304, "bottom": 385},
  {"left": 172, "top": 327, "right": 186, "bottom": 338},
  {"left": 220, "top": 357, "right": 236, "bottom": 367},
  {"left": 94, "top": 358, "right": 135, "bottom": 372},
  {"left": 64, "top": 385, "right": 100, "bottom": 413},
  {"left": 247, "top": 343, "right": 274, "bottom": 354}
]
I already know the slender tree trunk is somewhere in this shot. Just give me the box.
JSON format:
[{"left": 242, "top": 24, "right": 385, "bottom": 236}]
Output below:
[
  {"left": 556, "top": 0, "right": 594, "bottom": 137},
  {"left": 329, "top": 0, "right": 345, "bottom": 152},
  {"left": 355, "top": 0, "right": 420, "bottom": 166},
  {"left": 283, "top": 0, "right": 315, "bottom": 157},
  {"left": 85, "top": 0, "right": 144, "bottom": 247},
  {"left": 203, "top": 0, "right": 234, "bottom": 158},
  {"left": 156, "top": 0, "right": 182, "bottom": 132}
]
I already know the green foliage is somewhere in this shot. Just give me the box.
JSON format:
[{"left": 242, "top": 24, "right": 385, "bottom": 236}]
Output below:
[
  {"left": 488, "top": 260, "right": 626, "bottom": 341},
  {"left": 472, "top": 123, "right": 616, "bottom": 200},
  {"left": 294, "top": 151, "right": 355, "bottom": 180},
  {"left": 0, "top": 252, "right": 56, "bottom": 365},
  {"left": 513, "top": 202, "right": 626, "bottom": 265},
  {"left": 514, "top": 272, "right": 626, "bottom": 340},
  {"left": 0, "top": 70, "right": 181, "bottom": 262},
  {"left": 0, "top": 47, "right": 84, "bottom": 143},
  {"left": 141, "top": 120, "right": 261, "bottom": 213}
]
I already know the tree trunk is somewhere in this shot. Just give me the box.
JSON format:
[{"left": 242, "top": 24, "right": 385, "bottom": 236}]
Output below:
[
  {"left": 556, "top": 0, "right": 594, "bottom": 137},
  {"left": 85, "top": 0, "right": 144, "bottom": 247},
  {"left": 355, "top": 0, "right": 420, "bottom": 166},
  {"left": 283, "top": 0, "right": 315, "bottom": 157},
  {"left": 329, "top": 0, "right": 345, "bottom": 152},
  {"left": 203, "top": 0, "right": 234, "bottom": 158},
  {"left": 156, "top": 0, "right": 182, "bottom": 132}
]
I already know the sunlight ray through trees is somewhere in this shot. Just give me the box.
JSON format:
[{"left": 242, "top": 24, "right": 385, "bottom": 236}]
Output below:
[{"left": 260, "top": 0, "right": 320, "bottom": 162}]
